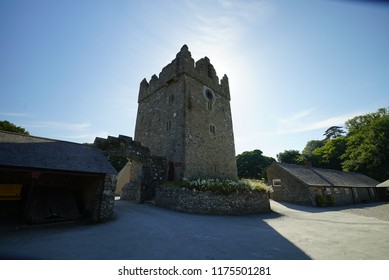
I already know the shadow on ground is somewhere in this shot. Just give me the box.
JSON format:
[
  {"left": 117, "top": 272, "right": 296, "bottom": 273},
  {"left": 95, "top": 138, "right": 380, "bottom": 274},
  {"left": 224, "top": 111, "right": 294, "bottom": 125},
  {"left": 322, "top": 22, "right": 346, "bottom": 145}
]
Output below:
[{"left": 0, "top": 200, "right": 310, "bottom": 260}]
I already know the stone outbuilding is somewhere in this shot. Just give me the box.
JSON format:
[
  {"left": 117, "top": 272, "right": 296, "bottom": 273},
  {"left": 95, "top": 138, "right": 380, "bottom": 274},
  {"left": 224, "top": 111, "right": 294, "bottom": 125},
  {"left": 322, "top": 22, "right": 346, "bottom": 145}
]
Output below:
[
  {"left": 266, "top": 162, "right": 380, "bottom": 206},
  {"left": 0, "top": 131, "right": 117, "bottom": 224}
]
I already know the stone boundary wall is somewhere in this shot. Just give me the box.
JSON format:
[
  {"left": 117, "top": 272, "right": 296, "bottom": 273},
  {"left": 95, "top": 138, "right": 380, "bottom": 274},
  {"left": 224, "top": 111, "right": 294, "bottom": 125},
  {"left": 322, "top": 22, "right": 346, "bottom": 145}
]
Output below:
[{"left": 155, "top": 185, "right": 270, "bottom": 215}]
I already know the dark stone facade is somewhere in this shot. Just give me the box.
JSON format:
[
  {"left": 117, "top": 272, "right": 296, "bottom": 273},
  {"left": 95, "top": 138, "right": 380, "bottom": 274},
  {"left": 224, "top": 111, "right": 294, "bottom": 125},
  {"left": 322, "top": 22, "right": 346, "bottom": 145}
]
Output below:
[
  {"left": 155, "top": 185, "right": 270, "bottom": 215},
  {"left": 94, "top": 135, "right": 166, "bottom": 202}
]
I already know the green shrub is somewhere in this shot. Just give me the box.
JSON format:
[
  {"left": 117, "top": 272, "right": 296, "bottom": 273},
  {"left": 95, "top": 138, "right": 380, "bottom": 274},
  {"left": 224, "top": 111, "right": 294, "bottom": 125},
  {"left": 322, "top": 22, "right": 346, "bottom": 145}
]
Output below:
[
  {"left": 316, "top": 194, "right": 326, "bottom": 207},
  {"left": 162, "top": 178, "right": 267, "bottom": 195},
  {"left": 326, "top": 194, "right": 335, "bottom": 206}
]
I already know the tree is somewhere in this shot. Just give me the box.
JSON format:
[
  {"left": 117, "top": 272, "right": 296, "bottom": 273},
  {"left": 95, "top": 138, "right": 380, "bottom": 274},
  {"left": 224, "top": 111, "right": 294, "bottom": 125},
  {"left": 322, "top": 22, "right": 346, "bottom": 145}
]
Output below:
[
  {"left": 301, "top": 139, "right": 325, "bottom": 165},
  {"left": 276, "top": 150, "right": 302, "bottom": 165},
  {"left": 323, "top": 126, "right": 345, "bottom": 140},
  {"left": 0, "top": 120, "right": 29, "bottom": 135},
  {"left": 236, "top": 149, "right": 275, "bottom": 180},
  {"left": 313, "top": 136, "right": 347, "bottom": 170},
  {"left": 342, "top": 108, "right": 389, "bottom": 181}
]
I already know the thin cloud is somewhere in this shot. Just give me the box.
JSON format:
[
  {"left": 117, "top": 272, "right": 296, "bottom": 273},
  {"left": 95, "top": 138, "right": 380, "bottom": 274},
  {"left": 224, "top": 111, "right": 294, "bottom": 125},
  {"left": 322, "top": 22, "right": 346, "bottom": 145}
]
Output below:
[
  {"left": 272, "top": 110, "right": 362, "bottom": 136},
  {"left": 279, "top": 108, "right": 316, "bottom": 126},
  {"left": 25, "top": 121, "right": 91, "bottom": 131},
  {"left": 184, "top": 0, "right": 276, "bottom": 56},
  {"left": 0, "top": 112, "right": 29, "bottom": 117}
]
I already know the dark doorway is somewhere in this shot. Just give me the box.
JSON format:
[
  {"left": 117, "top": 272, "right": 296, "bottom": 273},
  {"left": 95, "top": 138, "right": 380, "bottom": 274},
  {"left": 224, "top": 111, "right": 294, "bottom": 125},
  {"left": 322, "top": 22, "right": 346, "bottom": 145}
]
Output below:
[{"left": 168, "top": 162, "right": 175, "bottom": 181}]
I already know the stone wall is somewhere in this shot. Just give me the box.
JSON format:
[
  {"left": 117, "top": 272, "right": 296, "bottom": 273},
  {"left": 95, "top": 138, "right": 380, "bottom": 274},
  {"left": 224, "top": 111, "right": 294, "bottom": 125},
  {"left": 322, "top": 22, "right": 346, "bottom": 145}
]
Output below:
[
  {"left": 94, "top": 135, "right": 167, "bottom": 202},
  {"left": 98, "top": 174, "right": 116, "bottom": 221},
  {"left": 155, "top": 185, "right": 270, "bottom": 215}
]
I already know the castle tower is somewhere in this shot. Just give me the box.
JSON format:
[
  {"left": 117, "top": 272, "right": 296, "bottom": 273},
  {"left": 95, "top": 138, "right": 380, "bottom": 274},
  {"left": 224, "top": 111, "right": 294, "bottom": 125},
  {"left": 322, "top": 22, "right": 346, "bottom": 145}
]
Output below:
[{"left": 134, "top": 45, "right": 237, "bottom": 180}]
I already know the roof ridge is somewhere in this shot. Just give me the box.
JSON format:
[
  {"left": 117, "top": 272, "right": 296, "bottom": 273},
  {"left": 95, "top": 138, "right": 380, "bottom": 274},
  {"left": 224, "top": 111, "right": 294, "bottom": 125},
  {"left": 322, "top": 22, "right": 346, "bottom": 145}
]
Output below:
[
  {"left": 0, "top": 130, "right": 90, "bottom": 147},
  {"left": 309, "top": 167, "right": 334, "bottom": 187}
]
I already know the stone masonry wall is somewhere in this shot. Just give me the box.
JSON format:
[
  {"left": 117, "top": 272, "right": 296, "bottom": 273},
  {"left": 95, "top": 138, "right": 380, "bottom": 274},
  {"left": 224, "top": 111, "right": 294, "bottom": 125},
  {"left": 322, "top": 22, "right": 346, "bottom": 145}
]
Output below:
[
  {"left": 98, "top": 174, "right": 117, "bottom": 221},
  {"left": 94, "top": 135, "right": 167, "bottom": 202},
  {"left": 155, "top": 185, "right": 270, "bottom": 215}
]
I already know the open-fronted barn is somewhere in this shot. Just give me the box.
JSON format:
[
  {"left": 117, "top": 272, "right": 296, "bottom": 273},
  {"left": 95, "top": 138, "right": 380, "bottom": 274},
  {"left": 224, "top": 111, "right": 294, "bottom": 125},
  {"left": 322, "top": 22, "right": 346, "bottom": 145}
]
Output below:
[{"left": 0, "top": 131, "right": 116, "bottom": 224}]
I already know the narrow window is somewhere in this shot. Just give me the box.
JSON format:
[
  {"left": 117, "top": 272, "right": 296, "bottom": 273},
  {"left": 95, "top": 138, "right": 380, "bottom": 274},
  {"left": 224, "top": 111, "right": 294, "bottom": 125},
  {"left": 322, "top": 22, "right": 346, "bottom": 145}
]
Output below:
[
  {"left": 166, "top": 121, "right": 171, "bottom": 131},
  {"left": 168, "top": 94, "right": 174, "bottom": 103},
  {"left": 204, "top": 88, "right": 214, "bottom": 111},
  {"left": 208, "top": 65, "right": 213, "bottom": 78},
  {"left": 210, "top": 124, "right": 216, "bottom": 133},
  {"left": 208, "top": 101, "right": 213, "bottom": 111}
]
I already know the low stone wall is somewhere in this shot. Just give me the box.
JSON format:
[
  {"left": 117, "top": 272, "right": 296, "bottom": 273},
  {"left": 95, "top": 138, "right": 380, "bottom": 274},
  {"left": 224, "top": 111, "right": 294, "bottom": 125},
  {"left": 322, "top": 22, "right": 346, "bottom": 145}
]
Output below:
[{"left": 155, "top": 185, "right": 270, "bottom": 215}]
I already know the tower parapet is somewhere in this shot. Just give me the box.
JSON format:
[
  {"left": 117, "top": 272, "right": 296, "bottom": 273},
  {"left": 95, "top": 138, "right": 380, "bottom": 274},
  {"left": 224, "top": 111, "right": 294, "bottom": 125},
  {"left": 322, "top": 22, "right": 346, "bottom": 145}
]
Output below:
[{"left": 138, "top": 45, "right": 230, "bottom": 102}]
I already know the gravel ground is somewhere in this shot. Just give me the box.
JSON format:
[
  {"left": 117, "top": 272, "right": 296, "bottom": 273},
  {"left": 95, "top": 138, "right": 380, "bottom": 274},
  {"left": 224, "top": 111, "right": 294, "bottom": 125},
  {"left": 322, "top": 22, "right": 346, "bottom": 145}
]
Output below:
[{"left": 343, "top": 202, "right": 389, "bottom": 222}]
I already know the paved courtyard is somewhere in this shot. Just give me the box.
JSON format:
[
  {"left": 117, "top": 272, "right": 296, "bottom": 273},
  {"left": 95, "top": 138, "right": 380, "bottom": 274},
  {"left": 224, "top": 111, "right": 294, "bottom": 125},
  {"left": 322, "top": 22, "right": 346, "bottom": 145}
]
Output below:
[{"left": 1, "top": 200, "right": 389, "bottom": 260}]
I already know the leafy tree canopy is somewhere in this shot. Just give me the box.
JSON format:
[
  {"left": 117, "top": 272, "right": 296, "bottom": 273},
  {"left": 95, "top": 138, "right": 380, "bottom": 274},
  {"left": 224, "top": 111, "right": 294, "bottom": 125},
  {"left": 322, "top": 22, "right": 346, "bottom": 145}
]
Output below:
[
  {"left": 323, "top": 126, "right": 345, "bottom": 140},
  {"left": 301, "top": 139, "right": 325, "bottom": 165},
  {"left": 342, "top": 107, "right": 389, "bottom": 181},
  {"left": 0, "top": 120, "right": 29, "bottom": 135},
  {"left": 313, "top": 136, "right": 347, "bottom": 170},
  {"left": 275, "top": 108, "right": 388, "bottom": 181},
  {"left": 276, "top": 149, "right": 303, "bottom": 165},
  {"left": 236, "top": 149, "right": 275, "bottom": 180}
]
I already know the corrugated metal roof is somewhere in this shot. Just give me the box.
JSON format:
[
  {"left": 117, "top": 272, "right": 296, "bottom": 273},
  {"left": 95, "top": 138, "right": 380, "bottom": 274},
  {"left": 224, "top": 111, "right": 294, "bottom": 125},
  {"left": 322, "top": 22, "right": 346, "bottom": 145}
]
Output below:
[
  {"left": 276, "top": 162, "right": 379, "bottom": 188},
  {"left": 0, "top": 131, "right": 117, "bottom": 174}
]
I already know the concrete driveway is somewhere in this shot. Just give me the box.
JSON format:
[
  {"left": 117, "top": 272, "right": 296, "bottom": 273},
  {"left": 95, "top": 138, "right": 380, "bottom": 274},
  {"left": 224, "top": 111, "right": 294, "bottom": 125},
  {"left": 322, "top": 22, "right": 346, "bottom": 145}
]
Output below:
[{"left": 1, "top": 200, "right": 389, "bottom": 260}]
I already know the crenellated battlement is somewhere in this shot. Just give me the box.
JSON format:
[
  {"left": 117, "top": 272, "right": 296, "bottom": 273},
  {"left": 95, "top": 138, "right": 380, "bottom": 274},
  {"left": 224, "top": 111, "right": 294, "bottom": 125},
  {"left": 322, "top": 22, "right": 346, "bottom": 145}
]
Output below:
[{"left": 138, "top": 45, "right": 231, "bottom": 102}]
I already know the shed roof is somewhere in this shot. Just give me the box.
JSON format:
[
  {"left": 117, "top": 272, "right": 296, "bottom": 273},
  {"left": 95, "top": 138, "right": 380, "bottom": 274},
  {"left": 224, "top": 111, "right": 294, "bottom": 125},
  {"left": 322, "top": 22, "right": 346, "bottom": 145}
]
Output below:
[
  {"left": 377, "top": 179, "right": 389, "bottom": 188},
  {"left": 0, "top": 131, "right": 116, "bottom": 174},
  {"left": 275, "top": 162, "right": 379, "bottom": 188}
]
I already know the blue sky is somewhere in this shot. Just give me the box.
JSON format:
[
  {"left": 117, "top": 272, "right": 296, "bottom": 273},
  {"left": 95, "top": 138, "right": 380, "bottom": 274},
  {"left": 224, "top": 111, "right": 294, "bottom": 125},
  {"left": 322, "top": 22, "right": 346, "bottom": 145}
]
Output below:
[{"left": 1, "top": 0, "right": 388, "bottom": 159}]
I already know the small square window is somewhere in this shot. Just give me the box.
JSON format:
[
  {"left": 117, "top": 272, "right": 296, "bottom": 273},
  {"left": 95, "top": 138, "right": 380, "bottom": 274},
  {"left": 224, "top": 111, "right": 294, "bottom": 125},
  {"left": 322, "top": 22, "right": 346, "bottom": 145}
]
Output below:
[{"left": 272, "top": 179, "right": 281, "bottom": 187}]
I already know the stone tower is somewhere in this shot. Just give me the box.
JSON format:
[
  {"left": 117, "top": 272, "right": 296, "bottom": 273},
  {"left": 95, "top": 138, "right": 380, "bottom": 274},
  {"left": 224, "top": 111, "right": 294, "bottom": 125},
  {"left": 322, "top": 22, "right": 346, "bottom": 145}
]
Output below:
[{"left": 134, "top": 45, "right": 237, "bottom": 181}]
